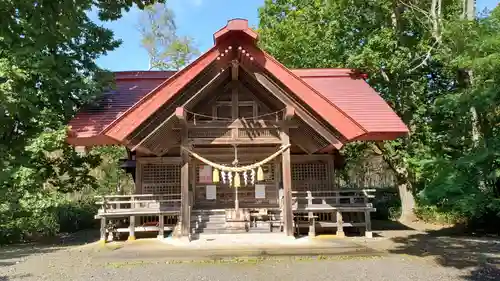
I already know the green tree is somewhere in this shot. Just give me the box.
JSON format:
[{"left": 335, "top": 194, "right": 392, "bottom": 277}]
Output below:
[
  {"left": 259, "top": 0, "right": 499, "bottom": 227},
  {"left": 0, "top": 0, "right": 165, "bottom": 243},
  {"left": 419, "top": 7, "right": 500, "bottom": 226},
  {"left": 138, "top": 3, "right": 199, "bottom": 70}
]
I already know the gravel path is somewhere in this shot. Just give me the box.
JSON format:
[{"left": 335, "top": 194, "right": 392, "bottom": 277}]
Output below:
[
  {"left": 0, "top": 243, "right": 497, "bottom": 281},
  {"left": 1, "top": 225, "right": 499, "bottom": 281}
]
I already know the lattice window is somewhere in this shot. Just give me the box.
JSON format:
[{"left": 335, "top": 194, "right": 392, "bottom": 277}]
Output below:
[
  {"left": 292, "top": 162, "right": 328, "bottom": 181},
  {"left": 141, "top": 163, "right": 180, "bottom": 194}
]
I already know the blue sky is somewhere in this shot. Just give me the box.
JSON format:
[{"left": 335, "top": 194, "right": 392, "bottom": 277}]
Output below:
[{"left": 91, "top": 0, "right": 499, "bottom": 71}]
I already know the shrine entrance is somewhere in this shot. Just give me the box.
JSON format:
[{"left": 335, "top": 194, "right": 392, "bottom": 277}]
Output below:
[{"left": 189, "top": 145, "right": 284, "bottom": 210}]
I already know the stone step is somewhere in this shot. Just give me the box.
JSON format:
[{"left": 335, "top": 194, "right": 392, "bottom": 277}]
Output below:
[
  {"left": 193, "top": 227, "right": 272, "bottom": 235},
  {"left": 190, "top": 216, "right": 226, "bottom": 223},
  {"left": 191, "top": 210, "right": 226, "bottom": 216},
  {"left": 191, "top": 222, "right": 226, "bottom": 229}
]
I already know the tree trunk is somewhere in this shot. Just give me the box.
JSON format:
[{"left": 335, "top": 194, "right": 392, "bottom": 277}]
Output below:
[
  {"left": 398, "top": 180, "right": 417, "bottom": 222},
  {"left": 372, "top": 143, "right": 417, "bottom": 222}
]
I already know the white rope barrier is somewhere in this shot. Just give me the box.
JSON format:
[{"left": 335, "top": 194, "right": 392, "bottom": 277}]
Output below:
[{"left": 181, "top": 144, "right": 291, "bottom": 173}]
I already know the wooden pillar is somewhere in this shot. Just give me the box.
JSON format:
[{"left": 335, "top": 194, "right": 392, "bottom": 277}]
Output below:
[
  {"left": 281, "top": 126, "right": 294, "bottom": 236},
  {"left": 128, "top": 216, "right": 136, "bottom": 241},
  {"left": 336, "top": 210, "right": 345, "bottom": 237},
  {"left": 177, "top": 107, "right": 190, "bottom": 238},
  {"left": 365, "top": 210, "right": 373, "bottom": 238},
  {"left": 180, "top": 137, "right": 190, "bottom": 236},
  {"left": 100, "top": 217, "right": 106, "bottom": 244},
  {"left": 158, "top": 215, "right": 165, "bottom": 239},
  {"left": 135, "top": 160, "right": 142, "bottom": 194}
]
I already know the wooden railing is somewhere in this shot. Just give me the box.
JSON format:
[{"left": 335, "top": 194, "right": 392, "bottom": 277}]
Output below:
[
  {"left": 291, "top": 189, "right": 375, "bottom": 210},
  {"left": 290, "top": 189, "right": 376, "bottom": 237},
  {"left": 95, "top": 194, "right": 181, "bottom": 216}
]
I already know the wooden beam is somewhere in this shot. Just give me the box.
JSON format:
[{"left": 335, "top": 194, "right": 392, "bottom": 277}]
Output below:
[
  {"left": 336, "top": 210, "right": 345, "bottom": 237},
  {"left": 237, "top": 82, "right": 277, "bottom": 114},
  {"left": 175, "top": 107, "right": 187, "bottom": 126},
  {"left": 231, "top": 82, "right": 238, "bottom": 138},
  {"left": 364, "top": 210, "right": 372, "bottom": 238},
  {"left": 131, "top": 68, "right": 230, "bottom": 154},
  {"left": 128, "top": 216, "right": 136, "bottom": 241},
  {"left": 285, "top": 106, "right": 295, "bottom": 121},
  {"left": 191, "top": 138, "right": 282, "bottom": 145},
  {"left": 180, "top": 127, "right": 190, "bottom": 237},
  {"left": 290, "top": 154, "right": 331, "bottom": 162},
  {"left": 100, "top": 217, "right": 106, "bottom": 244},
  {"left": 231, "top": 60, "right": 239, "bottom": 80},
  {"left": 136, "top": 157, "right": 182, "bottom": 164},
  {"left": 131, "top": 114, "right": 175, "bottom": 152},
  {"left": 158, "top": 214, "right": 165, "bottom": 239},
  {"left": 135, "top": 161, "right": 142, "bottom": 194},
  {"left": 183, "top": 67, "right": 230, "bottom": 110},
  {"left": 241, "top": 68, "right": 343, "bottom": 149},
  {"left": 173, "top": 119, "right": 296, "bottom": 129},
  {"left": 281, "top": 126, "right": 294, "bottom": 236},
  {"left": 289, "top": 129, "right": 320, "bottom": 154}
]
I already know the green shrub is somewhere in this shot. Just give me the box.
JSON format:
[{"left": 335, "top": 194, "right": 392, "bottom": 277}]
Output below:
[
  {"left": 414, "top": 205, "right": 465, "bottom": 225},
  {"left": 371, "top": 188, "right": 401, "bottom": 220},
  {"left": 56, "top": 198, "right": 98, "bottom": 233},
  {"left": 0, "top": 194, "right": 99, "bottom": 244}
]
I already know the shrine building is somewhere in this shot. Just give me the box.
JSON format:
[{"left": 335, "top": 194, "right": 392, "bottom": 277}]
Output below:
[{"left": 67, "top": 19, "right": 408, "bottom": 243}]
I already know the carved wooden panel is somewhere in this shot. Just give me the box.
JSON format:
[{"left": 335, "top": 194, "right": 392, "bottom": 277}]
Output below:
[
  {"left": 188, "top": 128, "right": 232, "bottom": 138},
  {"left": 237, "top": 128, "right": 280, "bottom": 139}
]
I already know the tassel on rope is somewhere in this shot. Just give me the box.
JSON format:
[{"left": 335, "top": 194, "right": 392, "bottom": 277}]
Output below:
[
  {"left": 257, "top": 166, "right": 264, "bottom": 181},
  {"left": 234, "top": 172, "right": 240, "bottom": 188},
  {"left": 243, "top": 170, "right": 248, "bottom": 186},
  {"left": 212, "top": 168, "right": 219, "bottom": 183}
]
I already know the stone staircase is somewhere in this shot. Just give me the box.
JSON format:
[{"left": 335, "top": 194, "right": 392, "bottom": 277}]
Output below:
[
  {"left": 190, "top": 209, "right": 228, "bottom": 235},
  {"left": 190, "top": 209, "right": 282, "bottom": 237}
]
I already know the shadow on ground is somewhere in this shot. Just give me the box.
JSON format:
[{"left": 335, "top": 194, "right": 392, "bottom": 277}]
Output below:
[
  {"left": 387, "top": 225, "right": 500, "bottom": 281},
  {"left": 0, "top": 229, "right": 99, "bottom": 267}
]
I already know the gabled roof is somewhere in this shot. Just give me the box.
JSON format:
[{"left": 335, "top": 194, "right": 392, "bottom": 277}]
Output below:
[
  {"left": 68, "top": 19, "right": 408, "bottom": 148},
  {"left": 292, "top": 69, "right": 408, "bottom": 140},
  {"left": 68, "top": 71, "right": 175, "bottom": 145}
]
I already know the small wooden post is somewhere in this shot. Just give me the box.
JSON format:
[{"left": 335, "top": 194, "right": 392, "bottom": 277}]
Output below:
[
  {"left": 100, "top": 217, "right": 106, "bottom": 245},
  {"left": 158, "top": 214, "right": 165, "bottom": 239},
  {"left": 128, "top": 216, "right": 136, "bottom": 241},
  {"left": 308, "top": 212, "right": 316, "bottom": 237},
  {"left": 364, "top": 210, "right": 372, "bottom": 238},
  {"left": 336, "top": 210, "right": 345, "bottom": 237}
]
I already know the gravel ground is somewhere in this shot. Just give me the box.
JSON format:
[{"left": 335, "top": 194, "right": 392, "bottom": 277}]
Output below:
[
  {"left": 0, "top": 249, "right": 472, "bottom": 281},
  {"left": 0, "top": 241, "right": 498, "bottom": 281},
  {"left": 1, "top": 224, "right": 499, "bottom": 281}
]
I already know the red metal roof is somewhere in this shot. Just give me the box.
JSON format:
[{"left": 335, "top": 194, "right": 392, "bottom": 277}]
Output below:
[
  {"left": 67, "top": 19, "right": 408, "bottom": 147},
  {"left": 292, "top": 69, "right": 408, "bottom": 139},
  {"left": 67, "top": 71, "right": 175, "bottom": 145}
]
